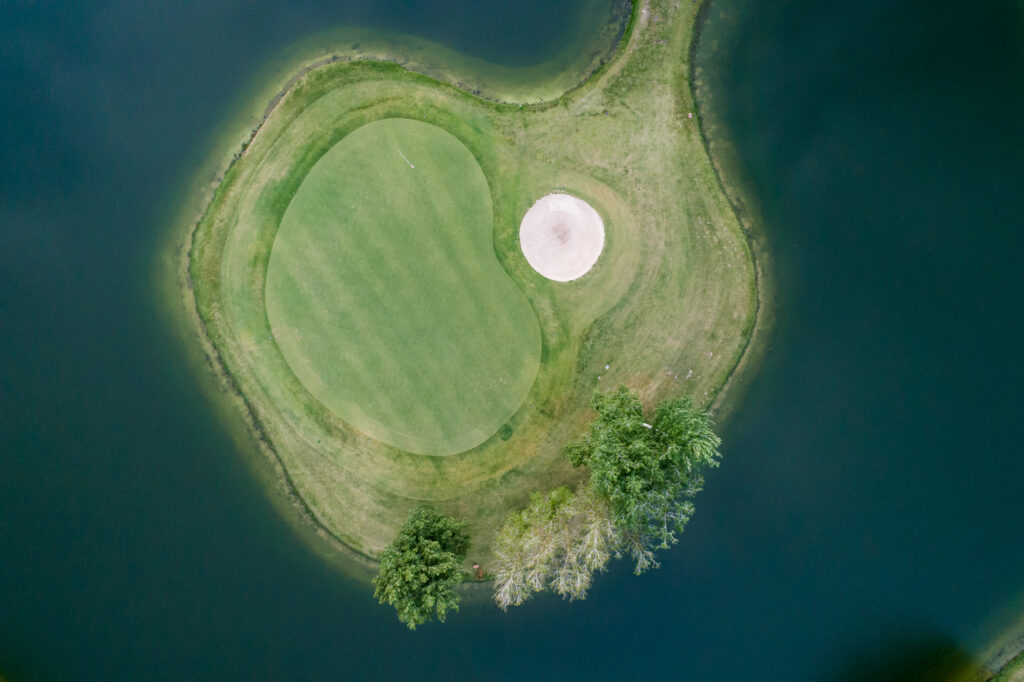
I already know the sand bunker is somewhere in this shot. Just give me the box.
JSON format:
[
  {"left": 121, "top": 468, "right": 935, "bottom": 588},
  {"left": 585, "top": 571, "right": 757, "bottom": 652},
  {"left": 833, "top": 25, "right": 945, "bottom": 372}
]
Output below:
[{"left": 519, "top": 193, "right": 605, "bottom": 281}]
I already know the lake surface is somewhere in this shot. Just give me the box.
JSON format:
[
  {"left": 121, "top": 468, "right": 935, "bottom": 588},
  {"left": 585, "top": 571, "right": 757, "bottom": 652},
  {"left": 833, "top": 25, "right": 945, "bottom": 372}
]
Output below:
[{"left": 2, "top": 0, "right": 1023, "bottom": 680}]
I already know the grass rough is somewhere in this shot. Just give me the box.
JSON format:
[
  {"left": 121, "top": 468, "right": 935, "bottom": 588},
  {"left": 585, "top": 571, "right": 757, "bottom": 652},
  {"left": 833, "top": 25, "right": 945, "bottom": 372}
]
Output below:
[{"left": 185, "top": 0, "right": 763, "bottom": 568}]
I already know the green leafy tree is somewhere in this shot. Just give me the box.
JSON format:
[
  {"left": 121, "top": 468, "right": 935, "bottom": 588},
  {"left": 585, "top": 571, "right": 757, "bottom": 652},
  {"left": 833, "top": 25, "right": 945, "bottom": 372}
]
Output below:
[
  {"left": 491, "top": 484, "right": 618, "bottom": 610},
  {"left": 566, "top": 385, "right": 721, "bottom": 551},
  {"left": 491, "top": 386, "right": 722, "bottom": 612},
  {"left": 373, "top": 507, "right": 470, "bottom": 629}
]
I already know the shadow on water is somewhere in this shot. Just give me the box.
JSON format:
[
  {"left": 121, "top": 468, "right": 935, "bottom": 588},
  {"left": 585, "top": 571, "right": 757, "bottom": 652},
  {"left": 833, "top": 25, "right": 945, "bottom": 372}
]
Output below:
[{"left": 824, "top": 628, "right": 989, "bottom": 682}]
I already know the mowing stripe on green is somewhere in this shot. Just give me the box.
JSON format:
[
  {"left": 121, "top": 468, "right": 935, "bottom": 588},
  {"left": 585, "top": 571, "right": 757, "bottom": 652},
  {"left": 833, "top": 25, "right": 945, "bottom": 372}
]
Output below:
[{"left": 265, "top": 118, "right": 541, "bottom": 455}]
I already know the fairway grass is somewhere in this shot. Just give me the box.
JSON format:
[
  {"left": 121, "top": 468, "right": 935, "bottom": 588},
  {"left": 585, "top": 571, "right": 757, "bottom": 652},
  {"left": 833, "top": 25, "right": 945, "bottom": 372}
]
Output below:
[
  {"left": 266, "top": 119, "right": 540, "bottom": 455},
  {"left": 183, "top": 0, "right": 764, "bottom": 567}
]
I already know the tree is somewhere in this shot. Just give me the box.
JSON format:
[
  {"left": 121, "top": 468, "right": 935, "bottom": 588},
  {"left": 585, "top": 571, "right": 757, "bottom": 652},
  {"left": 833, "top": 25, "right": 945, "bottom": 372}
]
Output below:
[
  {"left": 566, "top": 386, "right": 721, "bottom": 551},
  {"left": 491, "top": 484, "right": 618, "bottom": 610},
  {"left": 490, "top": 386, "right": 722, "bottom": 611},
  {"left": 373, "top": 507, "right": 470, "bottom": 629}
]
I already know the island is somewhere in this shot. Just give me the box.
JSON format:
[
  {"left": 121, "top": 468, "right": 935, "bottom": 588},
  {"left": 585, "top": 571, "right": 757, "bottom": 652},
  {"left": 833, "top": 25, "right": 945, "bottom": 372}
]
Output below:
[{"left": 178, "top": 0, "right": 763, "bottom": 624}]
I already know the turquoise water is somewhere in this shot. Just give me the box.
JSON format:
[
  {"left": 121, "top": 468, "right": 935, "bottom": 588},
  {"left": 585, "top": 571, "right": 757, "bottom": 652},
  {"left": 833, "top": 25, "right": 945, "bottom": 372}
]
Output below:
[{"left": 1, "top": 0, "right": 1022, "bottom": 679}]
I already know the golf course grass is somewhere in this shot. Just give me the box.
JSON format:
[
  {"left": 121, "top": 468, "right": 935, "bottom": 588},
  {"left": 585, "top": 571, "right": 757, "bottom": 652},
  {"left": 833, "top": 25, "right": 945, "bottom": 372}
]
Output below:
[
  {"left": 266, "top": 118, "right": 541, "bottom": 455},
  {"left": 181, "top": 0, "right": 765, "bottom": 567}
]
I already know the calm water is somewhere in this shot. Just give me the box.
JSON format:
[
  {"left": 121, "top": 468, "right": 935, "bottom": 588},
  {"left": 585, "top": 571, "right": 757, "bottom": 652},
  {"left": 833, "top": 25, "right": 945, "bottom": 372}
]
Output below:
[{"left": 2, "top": 0, "right": 1023, "bottom": 680}]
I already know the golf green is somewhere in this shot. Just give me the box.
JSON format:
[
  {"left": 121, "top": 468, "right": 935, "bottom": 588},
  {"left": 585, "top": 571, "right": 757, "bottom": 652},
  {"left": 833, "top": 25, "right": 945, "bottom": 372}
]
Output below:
[{"left": 265, "top": 118, "right": 542, "bottom": 455}]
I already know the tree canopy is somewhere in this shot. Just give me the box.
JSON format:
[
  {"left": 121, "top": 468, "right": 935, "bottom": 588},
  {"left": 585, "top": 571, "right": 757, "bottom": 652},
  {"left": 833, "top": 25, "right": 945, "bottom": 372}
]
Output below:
[
  {"left": 491, "top": 387, "right": 722, "bottom": 608},
  {"left": 373, "top": 507, "right": 469, "bottom": 629},
  {"left": 566, "top": 386, "right": 721, "bottom": 549},
  {"left": 492, "top": 484, "right": 617, "bottom": 610}
]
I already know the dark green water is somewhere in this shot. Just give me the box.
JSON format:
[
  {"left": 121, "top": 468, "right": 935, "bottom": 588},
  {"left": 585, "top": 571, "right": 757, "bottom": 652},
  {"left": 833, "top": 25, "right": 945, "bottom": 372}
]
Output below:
[{"left": 1, "top": 0, "right": 1022, "bottom": 680}]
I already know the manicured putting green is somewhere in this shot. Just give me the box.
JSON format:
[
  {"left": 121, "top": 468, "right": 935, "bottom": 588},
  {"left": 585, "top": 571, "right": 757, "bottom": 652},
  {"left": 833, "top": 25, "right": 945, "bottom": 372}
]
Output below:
[{"left": 265, "top": 118, "right": 541, "bottom": 455}]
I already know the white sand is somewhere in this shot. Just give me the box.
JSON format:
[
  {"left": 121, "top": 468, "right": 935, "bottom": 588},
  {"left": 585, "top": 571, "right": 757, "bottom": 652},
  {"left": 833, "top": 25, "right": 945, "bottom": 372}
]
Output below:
[{"left": 519, "top": 193, "right": 604, "bottom": 281}]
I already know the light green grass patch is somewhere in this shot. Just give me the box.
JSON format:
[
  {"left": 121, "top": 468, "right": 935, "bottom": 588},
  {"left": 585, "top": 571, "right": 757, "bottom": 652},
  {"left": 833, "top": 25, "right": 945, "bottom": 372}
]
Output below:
[{"left": 266, "top": 119, "right": 541, "bottom": 455}]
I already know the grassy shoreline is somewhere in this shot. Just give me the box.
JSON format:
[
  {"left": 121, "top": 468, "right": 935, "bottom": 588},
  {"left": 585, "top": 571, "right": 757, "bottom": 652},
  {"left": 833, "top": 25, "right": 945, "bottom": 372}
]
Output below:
[
  {"left": 167, "top": 0, "right": 767, "bottom": 572},
  {"left": 689, "top": 0, "right": 775, "bottom": 424},
  {"left": 993, "top": 649, "right": 1024, "bottom": 681}
]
